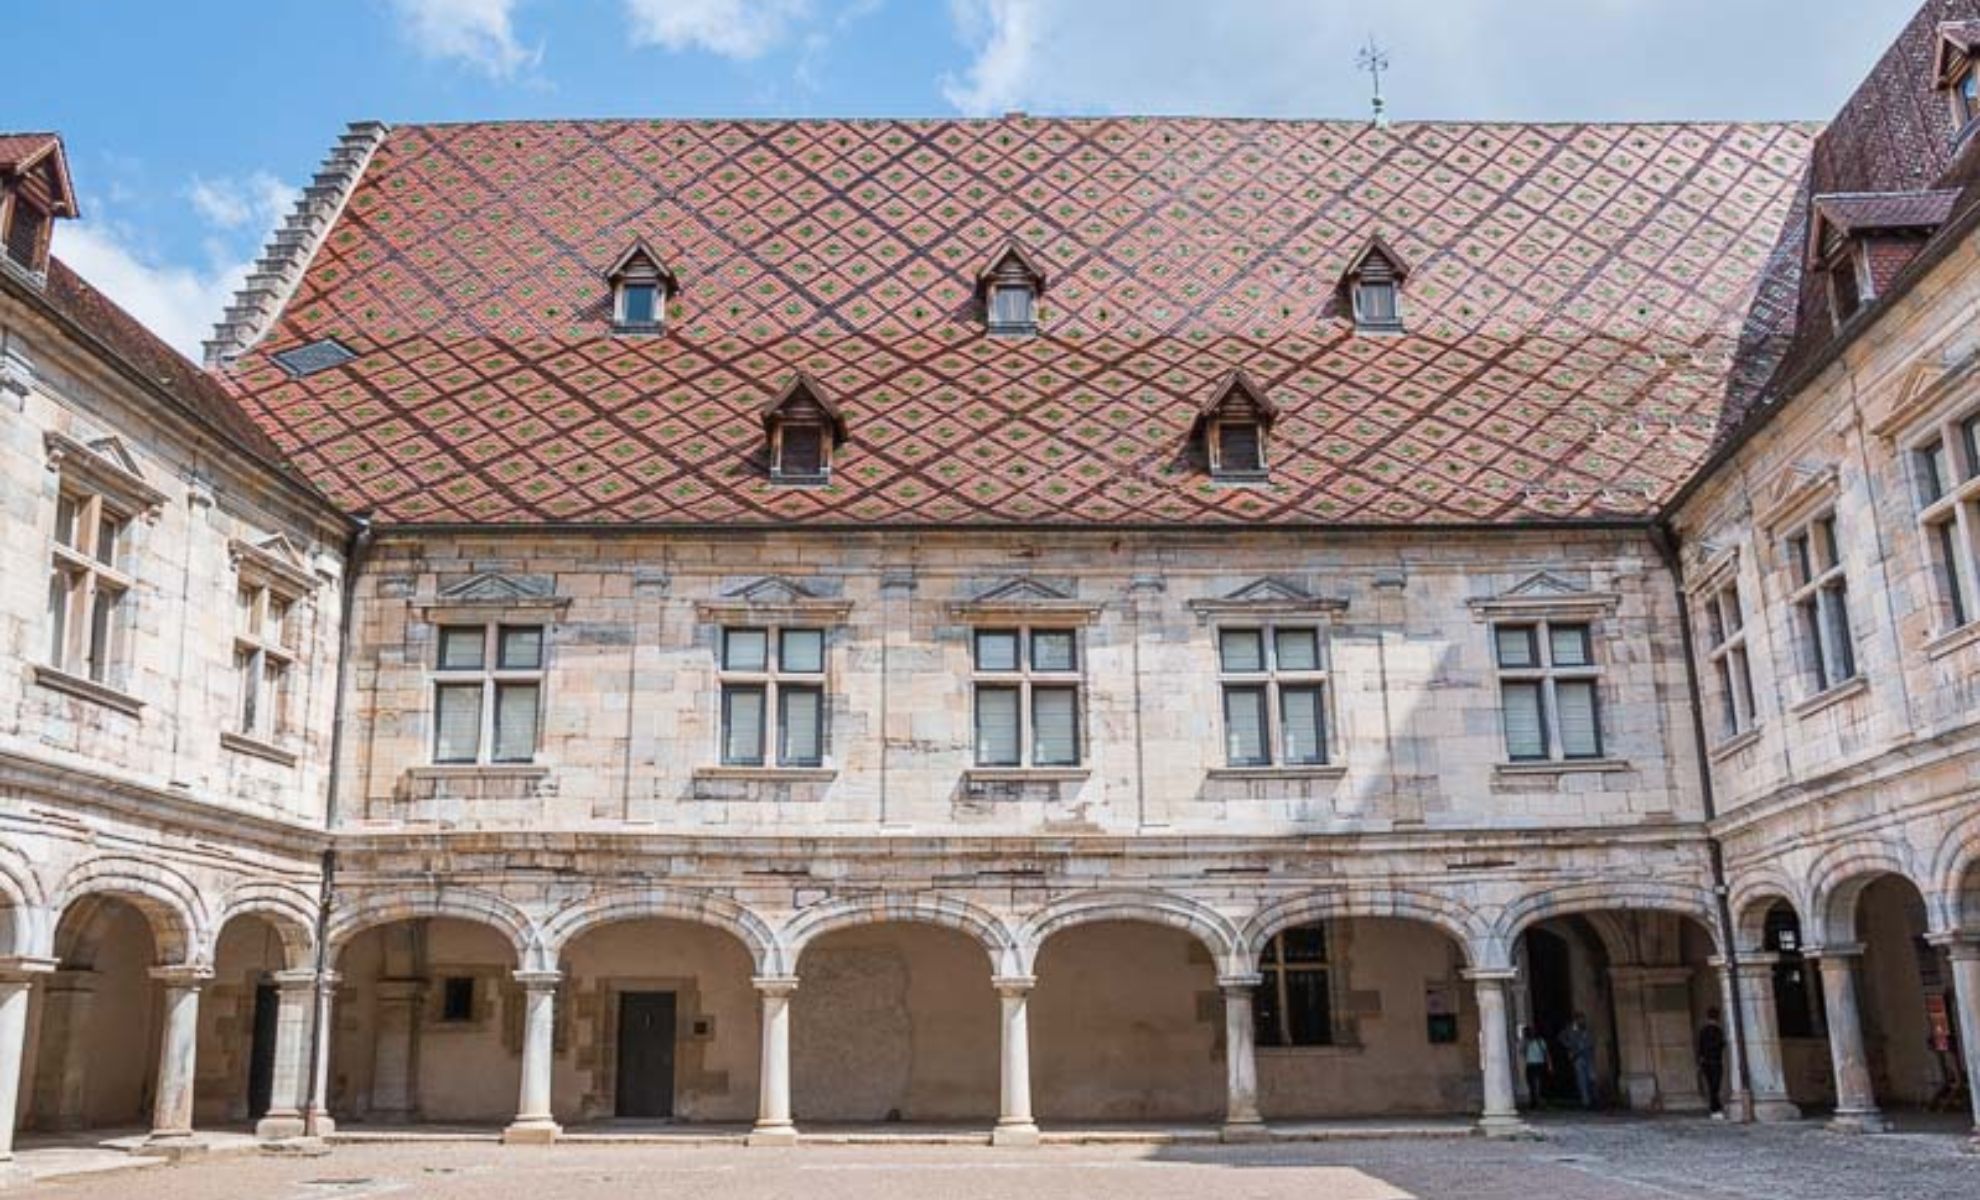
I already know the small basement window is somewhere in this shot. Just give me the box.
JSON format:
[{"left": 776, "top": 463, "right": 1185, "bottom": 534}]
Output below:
[{"left": 440, "top": 976, "right": 475, "bottom": 1023}]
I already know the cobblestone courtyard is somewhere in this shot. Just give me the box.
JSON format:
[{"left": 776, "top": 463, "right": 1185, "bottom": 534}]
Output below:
[{"left": 13, "top": 1122, "right": 1980, "bottom": 1200}]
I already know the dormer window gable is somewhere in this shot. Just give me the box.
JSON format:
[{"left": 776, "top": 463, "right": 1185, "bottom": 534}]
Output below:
[
  {"left": 760, "top": 372, "right": 848, "bottom": 485},
  {"left": 606, "top": 239, "right": 679, "bottom": 335},
  {"left": 1935, "top": 21, "right": 1980, "bottom": 135},
  {"left": 1191, "top": 369, "right": 1280, "bottom": 482},
  {"left": 1341, "top": 236, "right": 1409, "bottom": 334},
  {"left": 0, "top": 133, "right": 79, "bottom": 279},
  {"left": 1809, "top": 191, "right": 1958, "bottom": 331},
  {"left": 975, "top": 240, "right": 1047, "bottom": 337}
]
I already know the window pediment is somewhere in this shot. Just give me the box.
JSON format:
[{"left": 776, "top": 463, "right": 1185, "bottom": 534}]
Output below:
[
  {"left": 947, "top": 577, "right": 1101, "bottom": 624},
  {"left": 44, "top": 430, "right": 167, "bottom": 518},
  {"left": 1188, "top": 577, "right": 1349, "bottom": 621},
  {"left": 694, "top": 576, "right": 854, "bottom": 625},
  {"left": 1467, "top": 571, "right": 1620, "bottom": 621},
  {"left": 1756, "top": 460, "right": 1841, "bottom": 533},
  {"left": 229, "top": 533, "right": 318, "bottom": 596},
  {"left": 416, "top": 572, "right": 571, "bottom": 618}
]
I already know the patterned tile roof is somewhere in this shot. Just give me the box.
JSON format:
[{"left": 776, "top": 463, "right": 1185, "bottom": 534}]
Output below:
[
  {"left": 1811, "top": 188, "right": 1960, "bottom": 234},
  {"left": 219, "top": 117, "right": 1816, "bottom": 527},
  {"left": 0, "top": 133, "right": 60, "bottom": 172}
]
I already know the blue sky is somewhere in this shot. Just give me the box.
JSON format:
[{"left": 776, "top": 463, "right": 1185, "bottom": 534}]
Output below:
[{"left": 10, "top": 0, "right": 1925, "bottom": 359}]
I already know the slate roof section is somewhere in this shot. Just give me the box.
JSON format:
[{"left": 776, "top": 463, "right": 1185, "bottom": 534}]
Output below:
[
  {"left": 216, "top": 116, "right": 1814, "bottom": 527},
  {"left": 0, "top": 133, "right": 61, "bottom": 171},
  {"left": 1811, "top": 188, "right": 1961, "bottom": 235}
]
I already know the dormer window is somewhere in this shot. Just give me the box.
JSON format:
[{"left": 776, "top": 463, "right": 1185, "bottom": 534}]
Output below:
[
  {"left": 605, "top": 239, "right": 678, "bottom": 335},
  {"left": 1191, "top": 370, "right": 1280, "bottom": 482},
  {"left": 761, "top": 372, "right": 848, "bottom": 485},
  {"left": 1342, "top": 236, "right": 1408, "bottom": 334},
  {"left": 1936, "top": 21, "right": 1980, "bottom": 135},
  {"left": 975, "top": 240, "right": 1047, "bottom": 337},
  {"left": 0, "top": 133, "right": 79, "bottom": 278},
  {"left": 1807, "top": 192, "right": 1955, "bottom": 333}
]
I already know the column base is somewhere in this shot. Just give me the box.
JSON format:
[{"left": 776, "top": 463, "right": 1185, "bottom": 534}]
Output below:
[
  {"left": 255, "top": 1111, "right": 306, "bottom": 1141},
  {"left": 748, "top": 1122, "right": 799, "bottom": 1147},
  {"left": 991, "top": 1122, "right": 1041, "bottom": 1148},
  {"left": 1478, "top": 1114, "right": 1538, "bottom": 1139},
  {"left": 136, "top": 1132, "right": 207, "bottom": 1161},
  {"left": 1826, "top": 1110, "right": 1889, "bottom": 1134},
  {"left": 501, "top": 1118, "right": 562, "bottom": 1145},
  {"left": 1750, "top": 1097, "right": 1803, "bottom": 1123},
  {"left": 301, "top": 1109, "right": 337, "bottom": 1138},
  {"left": 1220, "top": 1120, "right": 1270, "bottom": 1144}
]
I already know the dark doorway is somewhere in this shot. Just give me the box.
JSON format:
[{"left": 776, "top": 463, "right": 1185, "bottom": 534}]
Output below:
[
  {"left": 615, "top": 991, "right": 677, "bottom": 1119},
  {"left": 247, "top": 981, "right": 279, "bottom": 1119},
  {"left": 1524, "top": 928, "right": 1581, "bottom": 1104}
]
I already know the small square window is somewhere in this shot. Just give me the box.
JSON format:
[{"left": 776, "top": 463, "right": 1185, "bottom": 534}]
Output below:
[
  {"left": 498, "top": 625, "right": 543, "bottom": 670},
  {"left": 1218, "top": 422, "right": 1264, "bottom": 474},
  {"left": 780, "top": 628, "right": 825, "bottom": 673},
  {"left": 441, "top": 977, "right": 475, "bottom": 1023},
  {"left": 1220, "top": 628, "right": 1266, "bottom": 673},
  {"left": 989, "top": 284, "right": 1035, "bottom": 332},
  {"left": 975, "top": 629, "right": 1021, "bottom": 673},
  {"left": 1274, "top": 628, "right": 1320, "bottom": 672},
  {"left": 1548, "top": 624, "right": 1592, "bottom": 668},
  {"left": 1030, "top": 629, "right": 1077, "bottom": 672},
  {"left": 778, "top": 424, "right": 826, "bottom": 478},
  {"left": 620, "top": 282, "right": 658, "bottom": 327},
  {"left": 1355, "top": 279, "right": 1400, "bottom": 327},
  {"left": 723, "top": 627, "right": 769, "bottom": 672},
  {"left": 438, "top": 626, "right": 486, "bottom": 670},
  {"left": 1494, "top": 625, "right": 1539, "bottom": 669}
]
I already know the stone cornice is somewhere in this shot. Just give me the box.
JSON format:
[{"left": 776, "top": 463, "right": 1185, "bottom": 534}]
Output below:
[
  {"left": 0, "top": 747, "right": 328, "bottom": 856},
  {"left": 1708, "top": 715, "right": 1980, "bottom": 846}
]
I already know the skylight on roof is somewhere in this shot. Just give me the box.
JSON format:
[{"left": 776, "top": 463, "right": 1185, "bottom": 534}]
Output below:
[{"left": 272, "top": 338, "right": 357, "bottom": 378}]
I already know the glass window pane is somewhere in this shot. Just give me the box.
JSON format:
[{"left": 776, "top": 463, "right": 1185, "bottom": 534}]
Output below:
[
  {"left": 1284, "top": 969, "right": 1333, "bottom": 1046},
  {"left": 1502, "top": 680, "right": 1547, "bottom": 761},
  {"left": 1032, "top": 686, "right": 1079, "bottom": 766},
  {"left": 1557, "top": 680, "right": 1601, "bottom": 759},
  {"left": 87, "top": 587, "right": 116, "bottom": 683},
  {"left": 94, "top": 514, "right": 119, "bottom": 567},
  {"left": 1494, "top": 625, "right": 1538, "bottom": 669},
  {"left": 493, "top": 683, "right": 540, "bottom": 762},
  {"left": 1220, "top": 628, "right": 1265, "bottom": 673},
  {"left": 1254, "top": 977, "right": 1285, "bottom": 1048},
  {"left": 1279, "top": 924, "right": 1327, "bottom": 963},
  {"left": 991, "top": 285, "right": 1033, "bottom": 327},
  {"left": 238, "top": 648, "right": 261, "bottom": 733},
  {"left": 1919, "top": 441, "right": 1949, "bottom": 504},
  {"left": 1938, "top": 520, "right": 1972, "bottom": 627},
  {"left": 438, "top": 626, "right": 486, "bottom": 670},
  {"left": 1815, "top": 517, "right": 1840, "bottom": 571},
  {"left": 975, "top": 686, "right": 1020, "bottom": 766},
  {"left": 779, "top": 424, "right": 824, "bottom": 476},
  {"left": 779, "top": 686, "right": 824, "bottom": 766},
  {"left": 1219, "top": 422, "right": 1263, "bottom": 473},
  {"left": 1274, "top": 628, "right": 1320, "bottom": 672},
  {"left": 723, "top": 627, "right": 768, "bottom": 672},
  {"left": 1281, "top": 684, "right": 1327, "bottom": 765},
  {"left": 267, "top": 596, "right": 289, "bottom": 645},
  {"left": 1358, "top": 279, "right": 1398, "bottom": 324},
  {"left": 1223, "top": 686, "right": 1268, "bottom": 766},
  {"left": 722, "top": 685, "right": 766, "bottom": 765},
  {"left": 621, "top": 282, "right": 656, "bottom": 325},
  {"left": 1721, "top": 585, "right": 1744, "bottom": 633},
  {"left": 499, "top": 625, "right": 543, "bottom": 670},
  {"left": 1963, "top": 415, "right": 1980, "bottom": 481},
  {"left": 975, "top": 629, "right": 1020, "bottom": 673},
  {"left": 1031, "top": 629, "right": 1076, "bottom": 672},
  {"left": 1732, "top": 648, "right": 1757, "bottom": 725},
  {"left": 435, "top": 684, "right": 482, "bottom": 762},
  {"left": 264, "top": 659, "right": 288, "bottom": 735},
  {"left": 1787, "top": 534, "right": 1812, "bottom": 586},
  {"left": 54, "top": 494, "right": 78, "bottom": 549},
  {"left": 1820, "top": 587, "right": 1855, "bottom": 682},
  {"left": 46, "top": 571, "right": 69, "bottom": 667},
  {"left": 1548, "top": 623, "right": 1592, "bottom": 668},
  {"left": 780, "top": 628, "right": 825, "bottom": 673},
  {"left": 1716, "top": 659, "right": 1739, "bottom": 738}
]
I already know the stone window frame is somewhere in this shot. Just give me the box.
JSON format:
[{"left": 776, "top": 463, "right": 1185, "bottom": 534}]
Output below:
[
  {"left": 1905, "top": 398, "right": 1980, "bottom": 648},
  {"left": 1778, "top": 509, "right": 1859, "bottom": 699},
  {"left": 37, "top": 432, "right": 165, "bottom": 711},
  {"left": 717, "top": 624, "right": 828, "bottom": 769},
  {"left": 1214, "top": 623, "right": 1333, "bottom": 769},
  {"left": 1490, "top": 618, "right": 1604, "bottom": 764},
  {"left": 223, "top": 538, "right": 317, "bottom": 763},
  {"left": 1698, "top": 564, "right": 1760, "bottom": 749},
  {"left": 1254, "top": 921, "right": 1339, "bottom": 1049},
  {"left": 970, "top": 624, "right": 1084, "bottom": 770},
  {"left": 431, "top": 622, "right": 548, "bottom": 766}
]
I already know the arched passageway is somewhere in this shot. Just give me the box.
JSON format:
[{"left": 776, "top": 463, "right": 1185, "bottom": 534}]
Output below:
[
  {"left": 192, "top": 914, "right": 296, "bottom": 1129},
  {"left": 23, "top": 896, "right": 166, "bottom": 1134}
]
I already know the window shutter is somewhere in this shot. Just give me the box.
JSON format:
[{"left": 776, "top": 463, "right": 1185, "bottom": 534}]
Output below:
[
  {"left": 1280, "top": 684, "right": 1327, "bottom": 765},
  {"left": 438, "top": 626, "right": 486, "bottom": 670},
  {"left": 1224, "top": 686, "right": 1268, "bottom": 765},
  {"left": 494, "top": 683, "right": 540, "bottom": 762},
  {"left": 435, "top": 684, "right": 483, "bottom": 762},
  {"left": 975, "top": 686, "right": 1020, "bottom": 766},
  {"left": 1219, "top": 629, "right": 1265, "bottom": 673},
  {"left": 780, "top": 686, "right": 823, "bottom": 766},
  {"left": 780, "top": 628, "right": 825, "bottom": 673},
  {"left": 1032, "top": 686, "right": 1079, "bottom": 766},
  {"left": 723, "top": 686, "right": 766, "bottom": 765},
  {"left": 1030, "top": 629, "right": 1076, "bottom": 672},
  {"left": 1547, "top": 624, "right": 1592, "bottom": 668},
  {"left": 499, "top": 626, "right": 544, "bottom": 670},
  {"left": 779, "top": 424, "right": 824, "bottom": 476},
  {"left": 1556, "top": 680, "right": 1601, "bottom": 759},
  {"left": 1501, "top": 680, "right": 1547, "bottom": 760},
  {"left": 1495, "top": 625, "right": 1538, "bottom": 668},
  {"left": 1219, "top": 422, "right": 1263, "bottom": 473},
  {"left": 724, "top": 628, "right": 769, "bottom": 672},
  {"left": 1274, "top": 628, "right": 1320, "bottom": 672}
]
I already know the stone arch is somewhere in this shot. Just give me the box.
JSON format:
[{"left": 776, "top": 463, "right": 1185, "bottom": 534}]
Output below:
[
  {"left": 211, "top": 881, "right": 320, "bottom": 969},
  {"left": 50, "top": 854, "right": 207, "bottom": 964},
  {"left": 540, "top": 886, "right": 781, "bottom": 974},
  {"left": 783, "top": 893, "right": 1020, "bottom": 977},
  {"left": 1730, "top": 885, "right": 1805, "bottom": 955},
  {"left": 1927, "top": 806, "right": 1980, "bottom": 935},
  {"left": 1806, "top": 842, "right": 1925, "bottom": 947},
  {"left": 1016, "top": 891, "right": 1246, "bottom": 977},
  {"left": 325, "top": 886, "right": 540, "bottom": 970},
  {"left": 1241, "top": 886, "right": 1480, "bottom": 967},
  {"left": 1486, "top": 880, "right": 1722, "bottom": 969},
  {"left": 0, "top": 842, "right": 51, "bottom": 958}
]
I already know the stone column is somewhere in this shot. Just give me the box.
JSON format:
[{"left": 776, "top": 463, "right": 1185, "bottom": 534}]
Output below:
[
  {"left": 1931, "top": 937, "right": 1980, "bottom": 1143},
  {"left": 1465, "top": 968, "right": 1529, "bottom": 1137},
  {"left": 991, "top": 975, "right": 1039, "bottom": 1146},
  {"left": 0, "top": 958, "right": 56, "bottom": 1170},
  {"left": 254, "top": 970, "right": 317, "bottom": 1140},
  {"left": 502, "top": 971, "right": 561, "bottom": 1144},
  {"left": 1814, "top": 946, "right": 1887, "bottom": 1133},
  {"left": 303, "top": 972, "right": 339, "bottom": 1137},
  {"left": 1719, "top": 955, "right": 1799, "bottom": 1122},
  {"left": 1219, "top": 974, "right": 1265, "bottom": 1140},
  {"left": 367, "top": 978, "right": 426, "bottom": 1122},
  {"left": 749, "top": 976, "right": 799, "bottom": 1146},
  {"left": 143, "top": 964, "right": 213, "bottom": 1152}
]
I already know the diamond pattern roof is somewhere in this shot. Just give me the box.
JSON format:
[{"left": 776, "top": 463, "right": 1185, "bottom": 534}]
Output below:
[{"left": 220, "top": 117, "right": 1815, "bottom": 526}]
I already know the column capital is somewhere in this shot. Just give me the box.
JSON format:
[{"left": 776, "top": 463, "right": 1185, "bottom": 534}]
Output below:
[
  {"left": 148, "top": 964, "right": 214, "bottom": 987},
  {"left": 1218, "top": 973, "right": 1264, "bottom": 994},
  {"left": 1462, "top": 967, "right": 1519, "bottom": 984},
  {"left": 1708, "top": 953, "right": 1780, "bottom": 971},
  {"left": 0, "top": 956, "right": 58, "bottom": 984},
  {"left": 512, "top": 969, "right": 562, "bottom": 990},
  {"left": 991, "top": 974, "right": 1037, "bottom": 997},
  {"left": 752, "top": 975, "right": 800, "bottom": 998},
  {"left": 271, "top": 968, "right": 335, "bottom": 992},
  {"left": 1809, "top": 943, "right": 1865, "bottom": 962},
  {"left": 1926, "top": 933, "right": 1980, "bottom": 959}
]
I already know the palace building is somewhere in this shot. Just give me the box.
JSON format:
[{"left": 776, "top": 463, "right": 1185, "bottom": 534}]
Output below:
[{"left": 1, "top": 0, "right": 1978, "bottom": 1161}]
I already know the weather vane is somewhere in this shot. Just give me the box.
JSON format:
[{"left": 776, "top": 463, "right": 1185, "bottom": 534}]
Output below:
[{"left": 1357, "top": 37, "right": 1391, "bottom": 128}]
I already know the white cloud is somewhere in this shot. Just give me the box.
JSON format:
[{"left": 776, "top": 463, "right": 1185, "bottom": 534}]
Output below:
[
  {"left": 624, "top": 0, "right": 811, "bottom": 60},
  {"left": 55, "top": 222, "right": 249, "bottom": 362},
  {"left": 187, "top": 172, "right": 297, "bottom": 232},
  {"left": 391, "top": 0, "right": 541, "bottom": 79},
  {"left": 940, "top": 0, "right": 1926, "bottom": 122}
]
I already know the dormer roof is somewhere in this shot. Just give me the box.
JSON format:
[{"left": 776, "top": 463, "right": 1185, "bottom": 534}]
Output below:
[
  {"left": 974, "top": 239, "right": 1048, "bottom": 298},
  {"left": 1342, "top": 234, "right": 1409, "bottom": 281},
  {"left": 1188, "top": 369, "right": 1280, "bottom": 439},
  {"left": 606, "top": 239, "right": 679, "bottom": 292},
  {"left": 758, "top": 371, "right": 849, "bottom": 446},
  {"left": 1934, "top": 20, "right": 1980, "bottom": 87},
  {"left": 0, "top": 132, "right": 78, "bottom": 217}
]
